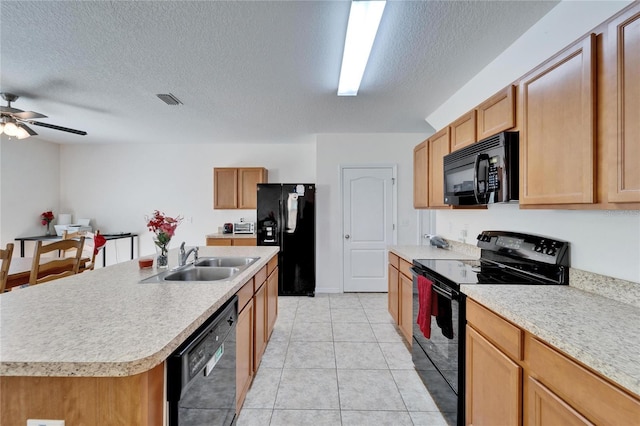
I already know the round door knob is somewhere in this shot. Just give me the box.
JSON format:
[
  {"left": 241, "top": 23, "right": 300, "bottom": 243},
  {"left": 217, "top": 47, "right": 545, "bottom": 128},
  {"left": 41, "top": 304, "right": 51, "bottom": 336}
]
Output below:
[{"left": 345, "top": 234, "right": 350, "bottom": 239}]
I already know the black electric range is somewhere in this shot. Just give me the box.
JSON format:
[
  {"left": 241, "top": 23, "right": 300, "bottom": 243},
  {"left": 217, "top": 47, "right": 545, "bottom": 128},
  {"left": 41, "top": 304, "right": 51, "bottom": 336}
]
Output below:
[{"left": 410, "top": 230, "right": 570, "bottom": 426}]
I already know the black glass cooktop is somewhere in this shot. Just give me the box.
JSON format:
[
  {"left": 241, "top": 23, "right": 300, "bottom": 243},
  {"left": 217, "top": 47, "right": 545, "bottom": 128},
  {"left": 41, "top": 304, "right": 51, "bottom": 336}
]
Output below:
[{"left": 413, "top": 258, "right": 553, "bottom": 288}]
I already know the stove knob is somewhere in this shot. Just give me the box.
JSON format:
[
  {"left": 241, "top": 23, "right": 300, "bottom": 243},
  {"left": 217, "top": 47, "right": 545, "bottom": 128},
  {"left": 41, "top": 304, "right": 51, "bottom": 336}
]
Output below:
[
  {"left": 477, "top": 234, "right": 483, "bottom": 241},
  {"left": 546, "top": 248, "right": 556, "bottom": 256},
  {"left": 534, "top": 245, "right": 543, "bottom": 252}
]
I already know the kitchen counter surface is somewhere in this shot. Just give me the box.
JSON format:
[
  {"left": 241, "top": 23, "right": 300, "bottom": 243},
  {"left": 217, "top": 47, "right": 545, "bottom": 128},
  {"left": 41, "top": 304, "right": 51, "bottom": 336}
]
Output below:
[
  {"left": 0, "top": 245, "right": 278, "bottom": 378},
  {"left": 462, "top": 285, "right": 640, "bottom": 397}
]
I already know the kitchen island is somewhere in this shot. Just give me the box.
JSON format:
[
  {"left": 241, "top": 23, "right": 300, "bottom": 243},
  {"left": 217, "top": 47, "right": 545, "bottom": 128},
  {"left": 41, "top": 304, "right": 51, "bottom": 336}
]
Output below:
[{"left": 0, "top": 245, "right": 278, "bottom": 424}]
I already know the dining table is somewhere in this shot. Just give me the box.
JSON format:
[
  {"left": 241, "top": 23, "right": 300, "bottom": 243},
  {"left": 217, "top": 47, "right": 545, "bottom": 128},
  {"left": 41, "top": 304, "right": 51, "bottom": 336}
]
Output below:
[{"left": 5, "top": 256, "right": 90, "bottom": 291}]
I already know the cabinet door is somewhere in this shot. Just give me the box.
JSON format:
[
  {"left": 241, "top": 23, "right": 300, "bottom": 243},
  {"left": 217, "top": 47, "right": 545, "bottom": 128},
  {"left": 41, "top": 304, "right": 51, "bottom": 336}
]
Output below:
[
  {"left": 206, "top": 238, "right": 232, "bottom": 246},
  {"left": 526, "top": 376, "right": 594, "bottom": 426},
  {"left": 519, "top": 34, "right": 596, "bottom": 205},
  {"left": 398, "top": 272, "right": 413, "bottom": 345},
  {"left": 253, "top": 280, "right": 267, "bottom": 371},
  {"left": 266, "top": 267, "right": 278, "bottom": 338},
  {"left": 213, "top": 168, "right": 239, "bottom": 209},
  {"left": 232, "top": 238, "right": 257, "bottom": 246},
  {"left": 236, "top": 299, "right": 254, "bottom": 412},
  {"left": 238, "top": 168, "right": 268, "bottom": 209},
  {"left": 466, "top": 325, "right": 522, "bottom": 426},
  {"left": 607, "top": 5, "right": 640, "bottom": 203},
  {"left": 450, "top": 110, "right": 477, "bottom": 151},
  {"left": 476, "top": 85, "right": 516, "bottom": 140},
  {"left": 388, "top": 264, "right": 399, "bottom": 324},
  {"left": 428, "top": 127, "right": 451, "bottom": 208},
  {"left": 413, "top": 140, "right": 429, "bottom": 208}
]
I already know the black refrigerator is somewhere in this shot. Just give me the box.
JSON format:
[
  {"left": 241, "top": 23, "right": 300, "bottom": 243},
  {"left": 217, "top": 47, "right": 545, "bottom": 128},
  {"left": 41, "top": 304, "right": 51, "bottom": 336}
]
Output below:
[{"left": 257, "top": 183, "right": 315, "bottom": 296}]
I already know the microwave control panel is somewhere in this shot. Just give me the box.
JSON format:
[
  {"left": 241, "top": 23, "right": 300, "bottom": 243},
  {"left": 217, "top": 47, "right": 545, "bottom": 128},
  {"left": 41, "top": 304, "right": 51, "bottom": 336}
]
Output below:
[{"left": 487, "top": 156, "right": 500, "bottom": 191}]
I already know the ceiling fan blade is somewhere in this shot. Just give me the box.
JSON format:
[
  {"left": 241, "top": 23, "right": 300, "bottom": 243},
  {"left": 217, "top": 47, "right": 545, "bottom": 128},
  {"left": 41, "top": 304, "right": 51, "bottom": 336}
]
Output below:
[
  {"left": 28, "top": 121, "right": 87, "bottom": 136},
  {"left": 20, "top": 123, "right": 38, "bottom": 136},
  {"left": 14, "top": 111, "right": 48, "bottom": 119},
  {"left": 0, "top": 105, "right": 24, "bottom": 114}
]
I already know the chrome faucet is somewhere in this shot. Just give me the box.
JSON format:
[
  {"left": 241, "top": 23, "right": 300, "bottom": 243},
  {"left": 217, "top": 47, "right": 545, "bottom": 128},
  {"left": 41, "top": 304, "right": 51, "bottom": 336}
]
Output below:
[{"left": 179, "top": 242, "right": 199, "bottom": 266}]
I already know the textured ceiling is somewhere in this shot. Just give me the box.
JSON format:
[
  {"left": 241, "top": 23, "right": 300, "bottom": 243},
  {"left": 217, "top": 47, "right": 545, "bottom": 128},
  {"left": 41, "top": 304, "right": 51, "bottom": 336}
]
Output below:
[{"left": 0, "top": 1, "right": 559, "bottom": 145}]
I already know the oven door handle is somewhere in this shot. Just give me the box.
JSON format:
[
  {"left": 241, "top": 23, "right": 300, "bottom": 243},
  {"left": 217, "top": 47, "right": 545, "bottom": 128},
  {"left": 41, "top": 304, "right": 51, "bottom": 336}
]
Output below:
[
  {"left": 411, "top": 267, "right": 455, "bottom": 300},
  {"left": 474, "top": 153, "right": 490, "bottom": 204}
]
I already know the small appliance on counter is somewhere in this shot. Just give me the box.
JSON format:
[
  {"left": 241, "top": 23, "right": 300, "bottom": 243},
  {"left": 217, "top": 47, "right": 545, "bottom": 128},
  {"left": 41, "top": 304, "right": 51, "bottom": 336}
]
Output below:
[
  {"left": 223, "top": 223, "right": 233, "bottom": 234},
  {"left": 233, "top": 222, "right": 255, "bottom": 234}
]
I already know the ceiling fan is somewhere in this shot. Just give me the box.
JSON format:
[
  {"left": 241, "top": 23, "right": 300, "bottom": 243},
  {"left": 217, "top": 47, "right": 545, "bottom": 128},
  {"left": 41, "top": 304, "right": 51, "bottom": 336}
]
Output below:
[{"left": 0, "top": 92, "right": 87, "bottom": 139}]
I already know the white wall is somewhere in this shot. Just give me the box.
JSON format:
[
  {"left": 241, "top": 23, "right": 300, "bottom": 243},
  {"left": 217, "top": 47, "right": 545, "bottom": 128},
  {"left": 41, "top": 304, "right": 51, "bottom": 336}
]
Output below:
[
  {"left": 316, "top": 133, "right": 428, "bottom": 293},
  {"left": 57, "top": 140, "right": 316, "bottom": 264},
  {"left": 427, "top": 1, "right": 640, "bottom": 283},
  {"left": 0, "top": 136, "right": 60, "bottom": 253}
]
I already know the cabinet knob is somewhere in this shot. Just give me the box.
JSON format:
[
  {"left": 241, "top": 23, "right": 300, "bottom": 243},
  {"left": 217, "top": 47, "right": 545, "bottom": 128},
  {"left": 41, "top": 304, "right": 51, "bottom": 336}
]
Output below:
[{"left": 345, "top": 234, "right": 350, "bottom": 239}]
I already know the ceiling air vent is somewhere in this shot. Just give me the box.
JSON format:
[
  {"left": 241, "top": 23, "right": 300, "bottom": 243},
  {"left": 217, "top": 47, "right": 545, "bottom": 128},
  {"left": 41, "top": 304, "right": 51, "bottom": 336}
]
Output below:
[{"left": 156, "top": 93, "right": 183, "bottom": 106}]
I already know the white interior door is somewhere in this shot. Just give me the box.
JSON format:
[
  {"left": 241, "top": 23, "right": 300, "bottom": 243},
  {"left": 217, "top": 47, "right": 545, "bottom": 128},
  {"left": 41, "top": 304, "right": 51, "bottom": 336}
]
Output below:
[
  {"left": 342, "top": 166, "right": 395, "bottom": 292},
  {"left": 418, "top": 209, "right": 436, "bottom": 245}
]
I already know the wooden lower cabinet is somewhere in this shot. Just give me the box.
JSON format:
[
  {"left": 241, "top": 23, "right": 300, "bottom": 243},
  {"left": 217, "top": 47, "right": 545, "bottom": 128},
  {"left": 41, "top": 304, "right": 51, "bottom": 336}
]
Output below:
[
  {"left": 0, "top": 363, "right": 164, "bottom": 425},
  {"left": 253, "top": 278, "right": 267, "bottom": 370},
  {"left": 398, "top": 272, "right": 413, "bottom": 345},
  {"left": 236, "top": 297, "right": 254, "bottom": 411},
  {"left": 527, "top": 376, "right": 593, "bottom": 426},
  {"left": 206, "top": 237, "right": 257, "bottom": 246},
  {"left": 466, "top": 325, "right": 522, "bottom": 426},
  {"left": 388, "top": 262, "right": 399, "bottom": 324},
  {"left": 387, "top": 252, "right": 412, "bottom": 346},
  {"left": 466, "top": 298, "right": 640, "bottom": 426},
  {"left": 266, "top": 266, "right": 278, "bottom": 337}
]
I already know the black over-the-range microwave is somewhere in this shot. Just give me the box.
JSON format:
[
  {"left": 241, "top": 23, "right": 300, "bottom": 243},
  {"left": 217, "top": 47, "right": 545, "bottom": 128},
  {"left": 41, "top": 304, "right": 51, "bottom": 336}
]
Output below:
[{"left": 443, "top": 131, "right": 519, "bottom": 206}]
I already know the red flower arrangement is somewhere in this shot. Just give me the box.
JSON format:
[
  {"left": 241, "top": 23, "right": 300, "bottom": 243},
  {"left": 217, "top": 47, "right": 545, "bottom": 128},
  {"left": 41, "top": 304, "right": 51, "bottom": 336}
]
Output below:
[
  {"left": 41, "top": 211, "right": 54, "bottom": 226},
  {"left": 145, "top": 210, "right": 183, "bottom": 251}
]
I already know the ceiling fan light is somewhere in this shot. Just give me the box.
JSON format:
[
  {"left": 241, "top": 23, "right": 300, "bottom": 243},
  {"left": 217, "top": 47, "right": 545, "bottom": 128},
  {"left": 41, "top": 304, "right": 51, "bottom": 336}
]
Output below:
[
  {"left": 15, "top": 124, "right": 30, "bottom": 139},
  {"left": 0, "top": 122, "right": 4, "bottom": 135},
  {"left": 3, "top": 121, "right": 18, "bottom": 136}
]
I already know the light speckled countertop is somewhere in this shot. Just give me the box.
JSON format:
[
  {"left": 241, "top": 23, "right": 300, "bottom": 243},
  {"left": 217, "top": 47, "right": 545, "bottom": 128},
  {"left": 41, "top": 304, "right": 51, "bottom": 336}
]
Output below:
[
  {"left": 462, "top": 285, "right": 640, "bottom": 397},
  {"left": 390, "top": 244, "right": 640, "bottom": 397},
  {"left": 0, "top": 246, "right": 278, "bottom": 377}
]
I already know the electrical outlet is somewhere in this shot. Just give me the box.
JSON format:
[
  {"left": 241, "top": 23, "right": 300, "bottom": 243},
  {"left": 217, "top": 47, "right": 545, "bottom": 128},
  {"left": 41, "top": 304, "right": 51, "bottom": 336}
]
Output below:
[{"left": 27, "top": 420, "right": 65, "bottom": 426}]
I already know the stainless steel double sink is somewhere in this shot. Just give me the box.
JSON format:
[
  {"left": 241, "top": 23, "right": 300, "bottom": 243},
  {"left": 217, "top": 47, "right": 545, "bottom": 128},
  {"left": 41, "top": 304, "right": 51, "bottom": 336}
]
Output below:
[{"left": 140, "top": 256, "right": 259, "bottom": 283}]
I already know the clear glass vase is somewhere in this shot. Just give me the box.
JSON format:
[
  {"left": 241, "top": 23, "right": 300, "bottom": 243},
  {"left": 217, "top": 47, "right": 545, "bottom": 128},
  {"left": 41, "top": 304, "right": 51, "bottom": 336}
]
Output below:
[{"left": 154, "top": 240, "right": 170, "bottom": 269}]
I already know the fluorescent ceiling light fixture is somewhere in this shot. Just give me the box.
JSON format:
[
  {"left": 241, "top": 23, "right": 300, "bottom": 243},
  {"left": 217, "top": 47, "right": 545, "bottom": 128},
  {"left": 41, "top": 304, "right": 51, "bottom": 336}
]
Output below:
[{"left": 337, "top": 0, "right": 386, "bottom": 96}]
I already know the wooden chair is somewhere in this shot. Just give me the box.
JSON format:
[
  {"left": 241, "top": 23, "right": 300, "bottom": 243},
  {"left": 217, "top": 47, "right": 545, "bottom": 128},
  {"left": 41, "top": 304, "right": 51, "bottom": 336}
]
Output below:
[
  {"left": 63, "top": 230, "right": 104, "bottom": 271},
  {"left": 0, "top": 243, "right": 14, "bottom": 293},
  {"left": 29, "top": 237, "right": 85, "bottom": 285}
]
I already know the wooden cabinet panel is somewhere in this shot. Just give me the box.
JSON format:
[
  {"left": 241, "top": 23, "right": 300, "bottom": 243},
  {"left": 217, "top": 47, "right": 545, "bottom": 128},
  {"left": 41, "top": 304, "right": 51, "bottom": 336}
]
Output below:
[
  {"left": 519, "top": 34, "right": 596, "bottom": 205},
  {"left": 413, "top": 140, "right": 429, "bottom": 208},
  {"left": 398, "top": 272, "right": 413, "bottom": 346},
  {"left": 213, "top": 167, "right": 267, "bottom": 209},
  {"left": 466, "top": 325, "right": 522, "bottom": 426},
  {"left": 1, "top": 363, "right": 164, "bottom": 426},
  {"left": 527, "top": 377, "right": 594, "bottom": 426},
  {"left": 239, "top": 168, "right": 269, "bottom": 209},
  {"left": 237, "top": 278, "right": 254, "bottom": 312},
  {"left": 267, "top": 266, "right": 278, "bottom": 338},
  {"left": 526, "top": 335, "right": 640, "bottom": 425},
  {"left": 253, "top": 279, "right": 267, "bottom": 371},
  {"left": 388, "top": 263, "right": 399, "bottom": 324},
  {"left": 206, "top": 238, "right": 233, "bottom": 246},
  {"left": 477, "top": 85, "right": 516, "bottom": 140},
  {"left": 450, "top": 110, "right": 477, "bottom": 151},
  {"left": 467, "top": 298, "right": 522, "bottom": 361},
  {"left": 428, "top": 127, "right": 451, "bottom": 208},
  {"left": 231, "top": 238, "right": 257, "bottom": 246},
  {"left": 236, "top": 298, "right": 254, "bottom": 412},
  {"left": 607, "top": 5, "right": 640, "bottom": 203},
  {"left": 213, "top": 168, "right": 238, "bottom": 209}
]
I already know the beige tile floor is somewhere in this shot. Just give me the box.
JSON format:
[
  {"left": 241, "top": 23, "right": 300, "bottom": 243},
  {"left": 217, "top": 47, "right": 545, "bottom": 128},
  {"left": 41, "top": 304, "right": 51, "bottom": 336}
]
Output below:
[{"left": 236, "top": 293, "right": 448, "bottom": 426}]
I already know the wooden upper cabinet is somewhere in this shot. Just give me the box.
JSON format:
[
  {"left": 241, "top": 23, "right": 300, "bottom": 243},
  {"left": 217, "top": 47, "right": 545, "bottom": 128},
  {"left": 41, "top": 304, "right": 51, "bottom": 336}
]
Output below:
[
  {"left": 214, "top": 168, "right": 238, "bottom": 209},
  {"left": 214, "top": 167, "right": 267, "bottom": 209},
  {"left": 450, "top": 110, "right": 477, "bottom": 151},
  {"left": 607, "top": 4, "right": 640, "bottom": 203},
  {"left": 519, "top": 34, "right": 597, "bottom": 206},
  {"left": 413, "top": 140, "right": 429, "bottom": 208},
  {"left": 428, "top": 127, "right": 451, "bottom": 208},
  {"left": 476, "top": 85, "right": 516, "bottom": 140}
]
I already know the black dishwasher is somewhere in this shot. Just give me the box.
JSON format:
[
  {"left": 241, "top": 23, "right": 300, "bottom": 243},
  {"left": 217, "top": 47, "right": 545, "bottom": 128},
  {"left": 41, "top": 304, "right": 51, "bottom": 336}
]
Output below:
[{"left": 167, "top": 296, "right": 237, "bottom": 426}]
